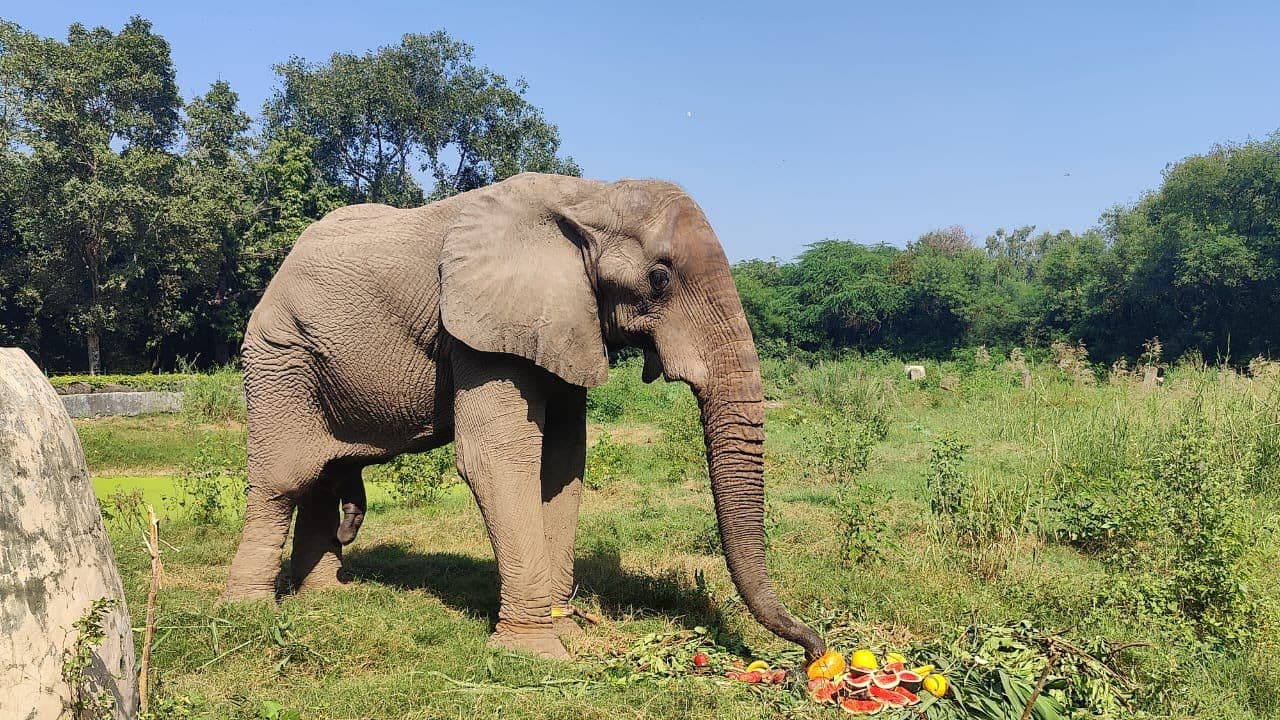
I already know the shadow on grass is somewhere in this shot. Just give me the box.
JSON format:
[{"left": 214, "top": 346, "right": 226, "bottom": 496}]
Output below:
[{"left": 343, "top": 542, "right": 737, "bottom": 643}]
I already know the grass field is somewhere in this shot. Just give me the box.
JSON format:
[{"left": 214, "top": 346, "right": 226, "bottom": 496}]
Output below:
[{"left": 84, "top": 355, "right": 1280, "bottom": 719}]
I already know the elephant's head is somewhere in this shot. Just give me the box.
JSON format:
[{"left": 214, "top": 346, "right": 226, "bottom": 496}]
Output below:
[{"left": 440, "top": 172, "right": 826, "bottom": 661}]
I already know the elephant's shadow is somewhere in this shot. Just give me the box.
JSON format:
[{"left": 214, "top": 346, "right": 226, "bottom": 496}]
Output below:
[{"left": 340, "top": 542, "right": 740, "bottom": 644}]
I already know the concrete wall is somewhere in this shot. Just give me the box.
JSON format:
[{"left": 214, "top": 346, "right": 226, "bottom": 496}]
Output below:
[{"left": 60, "top": 391, "right": 183, "bottom": 418}]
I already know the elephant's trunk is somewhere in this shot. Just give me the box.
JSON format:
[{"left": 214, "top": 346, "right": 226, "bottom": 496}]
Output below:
[{"left": 695, "top": 339, "right": 827, "bottom": 662}]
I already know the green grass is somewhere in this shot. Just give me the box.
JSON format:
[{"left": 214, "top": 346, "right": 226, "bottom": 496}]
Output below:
[
  {"left": 77, "top": 359, "right": 1280, "bottom": 719},
  {"left": 77, "top": 415, "right": 245, "bottom": 474},
  {"left": 93, "top": 475, "right": 174, "bottom": 511}
]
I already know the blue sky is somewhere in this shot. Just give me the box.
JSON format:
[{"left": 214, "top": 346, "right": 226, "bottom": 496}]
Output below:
[{"left": 10, "top": 2, "right": 1280, "bottom": 261}]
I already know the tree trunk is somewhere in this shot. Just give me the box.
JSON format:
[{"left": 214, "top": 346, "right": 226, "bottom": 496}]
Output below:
[{"left": 87, "top": 328, "right": 101, "bottom": 376}]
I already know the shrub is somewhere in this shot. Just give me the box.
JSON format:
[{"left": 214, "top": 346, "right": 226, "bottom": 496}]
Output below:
[
  {"left": 47, "top": 373, "right": 194, "bottom": 392},
  {"left": 169, "top": 433, "right": 247, "bottom": 524},
  {"left": 925, "top": 433, "right": 1034, "bottom": 575},
  {"left": 1052, "top": 386, "right": 1267, "bottom": 643},
  {"left": 1143, "top": 422, "right": 1261, "bottom": 642},
  {"left": 100, "top": 488, "right": 147, "bottom": 534},
  {"left": 585, "top": 430, "right": 634, "bottom": 490},
  {"left": 795, "top": 411, "right": 878, "bottom": 482},
  {"left": 180, "top": 367, "right": 245, "bottom": 424},
  {"left": 62, "top": 598, "right": 118, "bottom": 720},
  {"left": 367, "top": 446, "right": 457, "bottom": 507},
  {"left": 836, "top": 482, "right": 886, "bottom": 567},
  {"left": 655, "top": 390, "right": 706, "bottom": 482}
]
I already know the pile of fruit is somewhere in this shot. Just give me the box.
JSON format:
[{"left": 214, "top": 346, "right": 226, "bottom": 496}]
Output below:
[{"left": 803, "top": 649, "right": 950, "bottom": 715}]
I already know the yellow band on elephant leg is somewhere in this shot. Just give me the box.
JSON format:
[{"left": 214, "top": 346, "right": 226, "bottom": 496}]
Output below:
[{"left": 550, "top": 606, "right": 570, "bottom": 618}]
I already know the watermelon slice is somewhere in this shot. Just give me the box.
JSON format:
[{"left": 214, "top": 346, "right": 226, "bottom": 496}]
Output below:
[
  {"left": 808, "top": 678, "right": 839, "bottom": 704},
  {"left": 845, "top": 672, "right": 874, "bottom": 689},
  {"left": 898, "top": 671, "right": 924, "bottom": 692},
  {"left": 885, "top": 661, "right": 906, "bottom": 673},
  {"left": 869, "top": 686, "right": 909, "bottom": 708},
  {"left": 840, "top": 698, "right": 885, "bottom": 715},
  {"left": 897, "top": 688, "right": 921, "bottom": 705},
  {"left": 872, "top": 670, "right": 900, "bottom": 690}
]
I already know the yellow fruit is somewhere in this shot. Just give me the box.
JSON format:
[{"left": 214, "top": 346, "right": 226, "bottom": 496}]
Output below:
[
  {"left": 911, "top": 664, "right": 935, "bottom": 677},
  {"left": 884, "top": 652, "right": 906, "bottom": 666},
  {"left": 850, "top": 649, "right": 879, "bottom": 671},
  {"left": 746, "top": 660, "right": 770, "bottom": 673},
  {"left": 923, "top": 673, "right": 950, "bottom": 697},
  {"left": 806, "top": 650, "right": 847, "bottom": 681}
]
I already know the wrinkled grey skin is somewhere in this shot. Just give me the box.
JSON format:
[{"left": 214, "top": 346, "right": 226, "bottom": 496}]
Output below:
[{"left": 222, "top": 173, "right": 826, "bottom": 661}]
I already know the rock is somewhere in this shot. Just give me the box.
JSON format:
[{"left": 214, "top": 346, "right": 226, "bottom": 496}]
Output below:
[
  {"left": 60, "top": 391, "right": 182, "bottom": 418},
  {"left": 55, "top": 382, "right": 92, "bottom": 396},
  {"left": 904, "top": 365, "right": 926, "bottom": 381},
  {"left": 0, "top": 348, "right": 138, "bottom": 719}
]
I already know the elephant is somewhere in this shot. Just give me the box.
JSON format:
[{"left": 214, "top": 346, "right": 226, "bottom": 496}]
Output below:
[{"left": 222, "top": 172, "right": 826, "bottom": 662}]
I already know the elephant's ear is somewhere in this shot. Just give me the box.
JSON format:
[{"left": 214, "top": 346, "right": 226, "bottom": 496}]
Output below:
[{"left": 440, "top": 174, "right": 610, "bottom": 388}]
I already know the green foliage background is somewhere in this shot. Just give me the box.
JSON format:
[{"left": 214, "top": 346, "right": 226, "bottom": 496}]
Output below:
[{"left": 0, "top": 18, "right": 578, "bottom": 373}]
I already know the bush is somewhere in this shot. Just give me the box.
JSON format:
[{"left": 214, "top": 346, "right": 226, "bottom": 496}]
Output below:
[
  {"left": 655, "top": 389, "right": 706, "bottom": 482},
  {"left": 585, "top": 430, "right": 634, "bottom": 490},
  {"left": 180, "top": 367, "right": 245, "bottom": 423},
  {"left": 367, "top": 446, "right": 457, "bottom": 507},
  {"left": 1051, "top": 382, "right": 1269, "bottom": 644},
  {"left": 169, "top": 433, "right": 247, "bottom": 524},
  {"left": 794, "top": 410, "right": 878, "bottom": 481},
  {"left": 787, "top": 359, "right": 893, "bottom": 439},
  {"left": 925, "top": 433, "right": 1035, "bottom": 579},
  {"left": 47, "top": 373, "right": 195, "bottom": 392},
  {"left": 836, "top": 481, "right": 886, "bottom": 567},
  {"left": 100, "top": 488, "right": 147, "bottom": 533},
  {"left": 586, "top": 357, "right": 671, "bottom": 423}
]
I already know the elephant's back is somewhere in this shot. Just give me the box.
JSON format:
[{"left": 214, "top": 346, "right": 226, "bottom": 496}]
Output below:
[{"left": 245, "top": 200, "right": 459, "bottom": 361}]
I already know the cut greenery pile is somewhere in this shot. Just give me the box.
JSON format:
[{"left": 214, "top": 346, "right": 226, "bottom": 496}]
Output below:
[{"left": 590, "top": 621, "right": 1136, "bottom": 718}]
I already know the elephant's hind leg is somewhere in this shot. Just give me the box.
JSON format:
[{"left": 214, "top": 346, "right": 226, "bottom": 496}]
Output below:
[
  {"left": 452, "top": 345, "right": 567, "bottom": 659},
  {"left": 223, "top": 483, "right": 296, "bottom": 600},
  {"left": 290, "top": 477, "right": 348, "bottom": 592},
  {"left": 223, "top": 364, "right": 331, "bottom": 601}
]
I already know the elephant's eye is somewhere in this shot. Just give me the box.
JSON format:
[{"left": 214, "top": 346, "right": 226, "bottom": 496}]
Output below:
[{"left": 648, "top": 267, "right": 671, "bottom": 296}]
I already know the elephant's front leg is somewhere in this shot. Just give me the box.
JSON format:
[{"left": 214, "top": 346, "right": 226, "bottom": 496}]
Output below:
[
  {"left": 541, "top": 386, "right": 587, "bottom": 638},
  {"left": 452, "top": 347, "right": 566, "bottom": 659}
]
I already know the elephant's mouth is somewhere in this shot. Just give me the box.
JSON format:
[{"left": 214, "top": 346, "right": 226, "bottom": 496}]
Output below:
[{"left": 642, "top": 348, "right": 665, "bottom": 383}]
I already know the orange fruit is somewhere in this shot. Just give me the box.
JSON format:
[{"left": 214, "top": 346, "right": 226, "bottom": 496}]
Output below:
[{"left": 806, "top": 649, "right": 847, "bottom": 681}]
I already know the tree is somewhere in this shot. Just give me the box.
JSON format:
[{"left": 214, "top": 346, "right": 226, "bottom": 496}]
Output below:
[
  {"left": 0, "top": 17, "right": 183, "bottom": 372},
  {"left": 266, "top": 31, "right": 579, "bottom": 206},
  {"left": 176, "top": 81, "right": 258, "bottom": 365}
]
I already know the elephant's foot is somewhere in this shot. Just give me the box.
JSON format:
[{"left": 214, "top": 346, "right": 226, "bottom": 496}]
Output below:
[
  {"left": 552, "top": 617, "right": 584, "bottom": 637},
  {"left": 488, "top": 625, "right": 570, "bottom": 660},
  {"left": 219, "top": 583, "right": 277, "bottom": 603},
  {"left": 291, "top": 552, "right": 348, "bottom": 593}
]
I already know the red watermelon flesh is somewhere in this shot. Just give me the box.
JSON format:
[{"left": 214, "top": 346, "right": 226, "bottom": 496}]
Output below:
[
  {"left": 845, "top": 672, "right": 874, "bottom": 689},
  {"left": 869, "top": 686, "right": 909, "bottom": 708},
  {"left": 809, "top": 678, "right": 839, "bottom": 704},
  {"left": 840, "top": 698, "right": 885, "bottom": 715},
  {"left": 872, "top": 671, "right": 900, "bottom": 689},
  {"left": 898, "top": 671, "right": 924, "bottom": 691},
  {"left": 885, "top": 661, "right": 905, "bottom": 673},
  {"left": 897, "top": 688, "right": 921, "bottom": 705}
]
